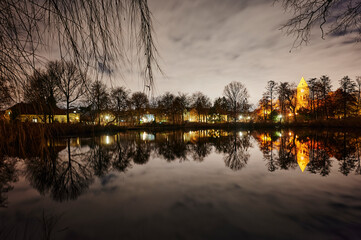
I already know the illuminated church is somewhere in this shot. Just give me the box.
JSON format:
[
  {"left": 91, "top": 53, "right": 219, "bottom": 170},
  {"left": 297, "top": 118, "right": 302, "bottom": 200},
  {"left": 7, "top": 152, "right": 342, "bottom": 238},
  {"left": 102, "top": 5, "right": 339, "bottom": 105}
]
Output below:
[{"left": 296, "top": 77, "right": 309, "bottom": 110}]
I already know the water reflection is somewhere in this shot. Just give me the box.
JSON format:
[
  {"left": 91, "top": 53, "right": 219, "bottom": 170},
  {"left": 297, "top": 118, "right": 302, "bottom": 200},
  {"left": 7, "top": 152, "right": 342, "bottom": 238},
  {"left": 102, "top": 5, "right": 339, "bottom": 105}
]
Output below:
[{"left": 1, "top": 130, "right": 361, "bottom": 206}]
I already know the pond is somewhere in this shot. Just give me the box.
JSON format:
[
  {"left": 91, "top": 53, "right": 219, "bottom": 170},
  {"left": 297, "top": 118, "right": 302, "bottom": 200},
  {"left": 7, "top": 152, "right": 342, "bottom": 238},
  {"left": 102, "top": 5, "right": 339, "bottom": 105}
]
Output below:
[{"left": 0, "top": 129, "right": 361, "bottom": 239}]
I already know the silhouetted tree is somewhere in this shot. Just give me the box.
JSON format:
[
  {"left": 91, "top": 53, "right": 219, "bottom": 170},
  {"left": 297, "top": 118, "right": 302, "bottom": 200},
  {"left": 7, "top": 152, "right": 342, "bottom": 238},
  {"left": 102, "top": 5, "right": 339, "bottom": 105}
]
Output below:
[
  {"left": 277, "top": 82, "right": 297, "bottom": 121},
  {"left": 173, "top": 93, "right": 190, "bottom": 124},
  {"left": 158, "top": 92, "right": 176, "bottom": 123},
  {"left": 210, "top": 97, "right": 230, "bottom": 122},
  {"left": 339, "top": 76, "right": 356, "bottom": 118},
  {"left": 25, "top": 70, "right": 60, "bottom": 122},
  {"left": 319, "top": 75, "right": 332, "bottom": 119},
  {"left": 356, "top": 76, "right": 361, "bottom": 115},
  {"left": 223, "top": 81, "right": 249, "bottom": 122},
  {"left": 307, "top": 78, "right": 318, "bottom": 117},
  {"left": 48, "top": 61, "right": 86, "bottom": 123},
  {"left": 110, "top": 87, "right": 130, "bottom": 123},
  {"left": 264, "top": 80, "right": 277, "bottom": 115},
  {"left": 130, "top": 92, "right": 149, "bottom": 124},
  {"left": 191, "top": 92, "right": 211, "bottom": 122},
  {"left": 87, "top": 81, "right": 110, "bottom": 125}
]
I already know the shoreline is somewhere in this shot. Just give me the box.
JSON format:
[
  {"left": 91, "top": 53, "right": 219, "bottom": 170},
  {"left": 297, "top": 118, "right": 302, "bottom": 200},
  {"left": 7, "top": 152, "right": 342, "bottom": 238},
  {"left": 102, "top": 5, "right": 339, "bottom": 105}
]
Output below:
[
  {"left": 34, "top": 119, "right": 361, "bottom": 137},
  {"left": 2, "top": 119, "right": 361, "bottom": 139}
]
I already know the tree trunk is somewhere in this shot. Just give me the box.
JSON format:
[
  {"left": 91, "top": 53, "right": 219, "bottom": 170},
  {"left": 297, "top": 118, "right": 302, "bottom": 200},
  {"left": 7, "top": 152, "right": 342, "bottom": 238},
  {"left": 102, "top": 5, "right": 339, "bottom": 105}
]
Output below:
[{"left": 66, "top": 100, "right": 70, "bottom": 124}]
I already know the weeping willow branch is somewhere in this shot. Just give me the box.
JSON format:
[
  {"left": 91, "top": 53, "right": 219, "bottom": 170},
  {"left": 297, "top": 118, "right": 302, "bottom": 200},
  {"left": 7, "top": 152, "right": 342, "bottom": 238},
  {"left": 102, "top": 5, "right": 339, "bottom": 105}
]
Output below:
[{"left": 0, "top": 0, "right": 159, "bottom": 102}]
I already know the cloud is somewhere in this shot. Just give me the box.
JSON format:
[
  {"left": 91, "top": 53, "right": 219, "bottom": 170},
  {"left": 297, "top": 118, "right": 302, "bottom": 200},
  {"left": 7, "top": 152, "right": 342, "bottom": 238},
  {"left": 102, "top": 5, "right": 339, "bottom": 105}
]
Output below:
[{"left": 115, "top": 0, "right": 361, "bottom": 105}]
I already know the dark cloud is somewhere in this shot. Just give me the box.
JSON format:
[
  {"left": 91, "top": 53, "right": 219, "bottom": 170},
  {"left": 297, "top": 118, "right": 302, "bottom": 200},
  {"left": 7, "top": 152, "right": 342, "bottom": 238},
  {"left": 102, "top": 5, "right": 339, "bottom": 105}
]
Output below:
[{"left": 116, "top": 0, "right": 361, "bottom": 105}]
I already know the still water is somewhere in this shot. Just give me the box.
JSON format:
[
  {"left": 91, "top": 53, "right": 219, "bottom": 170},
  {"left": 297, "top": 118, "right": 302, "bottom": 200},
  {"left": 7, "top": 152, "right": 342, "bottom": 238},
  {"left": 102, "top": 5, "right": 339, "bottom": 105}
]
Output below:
[{"left": 1, "top": 129, "right": 361, "bottom": 239}]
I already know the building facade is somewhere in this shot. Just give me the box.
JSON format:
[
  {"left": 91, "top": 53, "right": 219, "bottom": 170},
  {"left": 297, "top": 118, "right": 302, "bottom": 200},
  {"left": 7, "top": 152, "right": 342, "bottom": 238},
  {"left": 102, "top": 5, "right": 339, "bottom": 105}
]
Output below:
[{"left": 296, "top": 77, "right": 309, "bottom": 110}]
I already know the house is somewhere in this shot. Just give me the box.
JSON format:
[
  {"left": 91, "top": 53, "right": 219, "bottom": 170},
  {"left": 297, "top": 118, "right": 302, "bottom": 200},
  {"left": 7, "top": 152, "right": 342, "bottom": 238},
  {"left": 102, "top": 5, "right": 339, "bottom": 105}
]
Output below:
[{"left": 4, "top": 102, "right": 80, "bottom": 123}]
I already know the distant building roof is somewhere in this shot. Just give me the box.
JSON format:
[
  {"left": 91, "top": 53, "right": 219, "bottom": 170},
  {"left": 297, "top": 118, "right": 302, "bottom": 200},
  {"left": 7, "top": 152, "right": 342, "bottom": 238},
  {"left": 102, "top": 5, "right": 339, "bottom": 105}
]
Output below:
[
  {"left": 297, "top": 77, "right": 308, "bottom": 88},
  {"left": 8, "top": 102, "right": 68, "bottom": 115}
]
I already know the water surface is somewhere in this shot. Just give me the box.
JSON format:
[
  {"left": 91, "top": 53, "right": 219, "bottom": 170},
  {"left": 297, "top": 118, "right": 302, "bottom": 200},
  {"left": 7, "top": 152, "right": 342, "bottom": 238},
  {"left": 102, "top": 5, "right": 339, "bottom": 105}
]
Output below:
[{"left": 1, "top": 130, "right": 361, "bottom": 239}]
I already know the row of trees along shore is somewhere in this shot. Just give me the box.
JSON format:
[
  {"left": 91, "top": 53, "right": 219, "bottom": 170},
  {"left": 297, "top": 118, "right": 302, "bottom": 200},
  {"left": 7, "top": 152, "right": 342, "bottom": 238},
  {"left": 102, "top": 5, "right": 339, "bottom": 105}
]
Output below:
[
  {"left": 1, "top": 60, "right": 361, "bottom": 125},
  {"left": 1, "top": 60, "right": 251, "bottom": 125},
  {"left": 257, "top": 76, "right": 361, "bottom": 121}
]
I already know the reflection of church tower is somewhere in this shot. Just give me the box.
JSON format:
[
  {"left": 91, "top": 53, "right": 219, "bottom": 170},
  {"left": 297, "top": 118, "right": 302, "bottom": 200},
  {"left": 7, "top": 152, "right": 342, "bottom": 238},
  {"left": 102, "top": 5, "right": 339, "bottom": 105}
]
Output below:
[
  {"left": 296, "top": 77, "right": 309, "bottom": 110},
  {"left": 296, "top": 140, "right": 309, "bottom": 172}
]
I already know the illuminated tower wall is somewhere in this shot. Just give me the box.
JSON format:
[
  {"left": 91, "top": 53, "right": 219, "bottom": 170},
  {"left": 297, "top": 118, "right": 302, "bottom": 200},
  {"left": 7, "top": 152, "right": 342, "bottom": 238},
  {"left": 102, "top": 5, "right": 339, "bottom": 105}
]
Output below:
[{"left": 296, "top": 77, "right": 309, "bottom": 110}]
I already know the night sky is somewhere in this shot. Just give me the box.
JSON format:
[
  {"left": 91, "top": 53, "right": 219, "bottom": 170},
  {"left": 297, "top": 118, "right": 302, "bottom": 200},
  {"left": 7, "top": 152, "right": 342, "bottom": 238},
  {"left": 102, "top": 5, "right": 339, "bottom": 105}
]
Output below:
[{"left": 112, "top": 0, "right": 361, "bottom": 105}]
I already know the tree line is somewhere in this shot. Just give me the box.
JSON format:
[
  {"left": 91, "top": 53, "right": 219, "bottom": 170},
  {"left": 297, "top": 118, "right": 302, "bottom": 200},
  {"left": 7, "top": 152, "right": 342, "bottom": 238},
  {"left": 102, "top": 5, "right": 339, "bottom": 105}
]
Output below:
[
  {"left": 2, "top": 60, "right": 252, "bottom": 124},
  {"left": 258, "top": 75, "right": 361, "bottom": 121}
]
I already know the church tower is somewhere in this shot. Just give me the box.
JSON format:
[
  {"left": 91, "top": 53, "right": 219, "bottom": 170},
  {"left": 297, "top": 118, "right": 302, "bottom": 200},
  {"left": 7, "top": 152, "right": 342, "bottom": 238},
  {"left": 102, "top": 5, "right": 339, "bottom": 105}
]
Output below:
[{"left": 296, "top": 77, "right": 309, "bottom": 110}]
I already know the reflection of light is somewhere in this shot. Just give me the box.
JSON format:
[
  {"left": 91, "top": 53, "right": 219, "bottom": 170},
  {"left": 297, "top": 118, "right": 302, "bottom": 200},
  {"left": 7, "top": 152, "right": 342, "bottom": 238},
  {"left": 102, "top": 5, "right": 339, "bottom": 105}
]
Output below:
[
  {"left": 278, "top": 115, "right": 283, "bottom": 119},
  {"left": 73, "top": 110, "right": 76, "bottom": 113},
  {"left": 239, "top": 132, "right": 243, "bottom": 137},
  {"left": 105, "top": 135, "right": 110, "bottom": 144},
  {"left": 301, "top": 156, "right": 304, "bottom": 160},
  {"left": 105, "top": 115, "right": 110, "bottom": 120},
  {"left": 142, "top": 132, "right": 147, "bottom": 141}
]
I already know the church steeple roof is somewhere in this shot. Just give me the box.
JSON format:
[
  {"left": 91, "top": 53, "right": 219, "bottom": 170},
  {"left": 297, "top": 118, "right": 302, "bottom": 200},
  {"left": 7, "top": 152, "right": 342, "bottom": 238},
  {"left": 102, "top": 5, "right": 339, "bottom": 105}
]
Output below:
[{"left": 297, "top": 77, "right": 308, "bottom": 88}]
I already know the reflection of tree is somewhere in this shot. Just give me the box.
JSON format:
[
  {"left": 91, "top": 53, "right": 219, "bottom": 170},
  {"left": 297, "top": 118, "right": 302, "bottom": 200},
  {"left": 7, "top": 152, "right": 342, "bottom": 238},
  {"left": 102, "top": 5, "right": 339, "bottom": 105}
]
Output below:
[
  {"left": 333, "top": 132, "right": 357, "bottom": 176},
  {"left": 258, "top": 133, "right": 277, "bottom": 172},
  {"left": 0, "top": 156, "right": 18, "bottom": 207},
  {"left": 355, "top": 137, "right": 361, "bottom": 175},
  {"left": 88, "top": 138, "right": 112, "bottom": 177},
  {"left": 223, "top": 132, "right": 251, "bottom": 171},
  {"left": 53, "top": 139, "right": 93, "bottom": 201},
  {"left": 26, "top": 138, "right": 92, "bottom": 202},
  {"left": 155, "top": 133, "right": 189, "bottom": 162},
  {"left": 111, "top": 140, "right": 133, "bottom": 172},
  {"left": 190, "top": 137, "right": 212, "bottom": 162},
  {"left": 308, "top": 135, "right": 332, "bottom": 176},
  {"left": 277, "top": 134, "right": 297, "bottom": 170},
  {"left": 131, "top": 141, "right": 151, "bottom": 165}
]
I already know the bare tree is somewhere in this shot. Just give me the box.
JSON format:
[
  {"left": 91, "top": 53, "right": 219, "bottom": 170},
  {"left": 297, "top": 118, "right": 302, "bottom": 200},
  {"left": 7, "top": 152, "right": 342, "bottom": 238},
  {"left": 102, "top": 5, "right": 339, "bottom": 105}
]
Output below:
[
  {"left": 48, "top": 61, "right": 86, "bottom": 123},
  {"left": 157, "top": 92, "right": 175, "bottom": 123},
  {"left": 1, "top": 0, "right": 159, "bottom": 92},
  {"left": 25, "top": 70, "right": 60, "bottom": 122},
  {"left": 264, "top": 80, "right": 277, "bottom": 116},
  {"left": 276, "top": 0, "right": 361, "bottom": 48},
  {"left": 277, "top": 82, "right": 297, "bottom": 120},
  {"left": 173, "top": 93, "right": 190, "bottom": 124},
  {"left": 110, "top": 86, "right": 130, "bottom": 123},
  {"left": 319, "top": 75, "right": 332, "bottom": 119},
  {"left": 87, "top": 81, "right": 110, "bottom": 125},
  {"left": 339, "top": 76, "right": 356, "bottom": 118},
  {"left": 191, "top": 92, "right": 211, "bottom": 122},
  {"left": 130, "top": 92, "right": 149, "bottom": 124},
  {"left": 223, "top": 81, "right": 249, "bottom": 122},
  {"left": 356, "top": 76, "right": 361, "bottom": 114}
]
